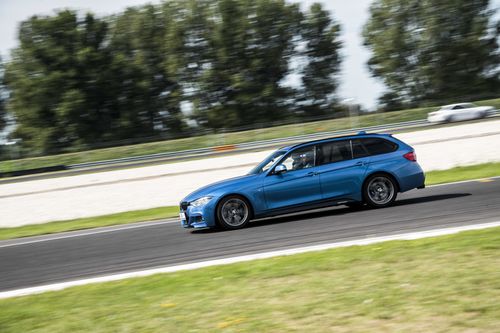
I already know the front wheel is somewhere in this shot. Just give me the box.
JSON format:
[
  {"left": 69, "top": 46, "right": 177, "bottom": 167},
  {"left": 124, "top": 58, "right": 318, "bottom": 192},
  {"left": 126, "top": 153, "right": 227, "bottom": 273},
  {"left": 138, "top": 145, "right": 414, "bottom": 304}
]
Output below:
[
  {"left": 216, "top": 196, "right": 251, "bottom": 230},
  {"left": 363, "top": 174, "right": 398, "bottom": 208}
]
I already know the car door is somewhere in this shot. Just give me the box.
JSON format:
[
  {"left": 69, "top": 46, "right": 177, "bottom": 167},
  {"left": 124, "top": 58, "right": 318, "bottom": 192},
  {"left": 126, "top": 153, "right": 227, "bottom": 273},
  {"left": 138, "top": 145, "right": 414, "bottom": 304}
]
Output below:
[
  {"left": 315, "top": 139, "right": 369, "bottom": 200},
  {"left": 263, "top": 145, "right": 322, "bottom": 210},
  {"left": 463, "top": 104, "right": 481, "bottom": 120},
  {"left": 451, "top": 105, "right": 468, "bottom": 120}
]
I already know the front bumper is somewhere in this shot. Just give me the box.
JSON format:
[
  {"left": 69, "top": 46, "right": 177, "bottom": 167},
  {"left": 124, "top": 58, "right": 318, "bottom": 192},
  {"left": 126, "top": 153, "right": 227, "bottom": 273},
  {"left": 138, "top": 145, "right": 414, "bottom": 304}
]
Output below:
[{"left": 179, "top": 200, "right": 217, "bottom": 229}]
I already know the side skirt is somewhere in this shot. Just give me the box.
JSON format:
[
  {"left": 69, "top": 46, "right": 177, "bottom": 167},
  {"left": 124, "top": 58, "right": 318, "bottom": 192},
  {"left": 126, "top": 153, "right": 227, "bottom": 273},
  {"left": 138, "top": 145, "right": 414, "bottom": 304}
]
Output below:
[{"left": 254, "top": 198, "right": 357, "bottom": 220}]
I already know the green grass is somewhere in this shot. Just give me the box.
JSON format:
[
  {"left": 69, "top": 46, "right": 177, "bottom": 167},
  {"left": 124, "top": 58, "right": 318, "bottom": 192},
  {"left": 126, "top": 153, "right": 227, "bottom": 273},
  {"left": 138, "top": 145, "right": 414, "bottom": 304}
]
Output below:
[
  {"left": 1, "top": 226, "right": 499, "bottom": 332},
  {"left": 425, "top": 162, "right": 500, "bottom": 185},
  {"left": 2, "top": 98, "right": 499, "bottom": 173},
  {"left": 1, "top": 161, "right": 500, "bottom": 241},
  {"left": 0, "top": 206, "right": 179, "bottom": 241}
]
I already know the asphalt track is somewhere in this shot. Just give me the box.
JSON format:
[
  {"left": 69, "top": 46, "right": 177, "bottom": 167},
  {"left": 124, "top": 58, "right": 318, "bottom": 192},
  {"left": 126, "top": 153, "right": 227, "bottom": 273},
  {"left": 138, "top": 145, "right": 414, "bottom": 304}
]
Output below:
[{"left": 1, "top": 178, "right": 499, "bottom": 292}]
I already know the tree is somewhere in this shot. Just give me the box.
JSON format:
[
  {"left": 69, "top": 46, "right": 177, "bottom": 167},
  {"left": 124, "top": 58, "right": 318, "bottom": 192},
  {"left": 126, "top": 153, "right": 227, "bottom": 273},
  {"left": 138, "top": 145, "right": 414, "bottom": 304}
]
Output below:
[
  {"left": 195, "top": 0, "right": 302, "bottom": 128},
  {"left": 6, "top": 8, "right": 188, "bottom": 153},
  {"left": 299, "top": 3, "right": 342, "bottom": 117},
  {"left": 0, "top": 57, "right": 6, "bottom": 133},
  {"left": 161, "top": 0, "right": 213, "bottom": 128},
  {"left": 363, "top": 0, "right": 499, "bottom": 107},
  {"left": 5, "top": 1, "right": 345, "bottom": 155},
  {"left": 5, "top": 11, "right": 115, "bottom": 153},
  {"left": 109, "top": 4, "right": 185, "bottom": 138}
]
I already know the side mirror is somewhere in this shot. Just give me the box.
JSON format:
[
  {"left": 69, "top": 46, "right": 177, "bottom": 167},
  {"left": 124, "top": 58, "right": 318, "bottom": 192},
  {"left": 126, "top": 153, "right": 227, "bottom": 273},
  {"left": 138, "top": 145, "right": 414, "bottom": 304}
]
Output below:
[{"left": 274, "top": 164, "right": 287, "bottom": 174}]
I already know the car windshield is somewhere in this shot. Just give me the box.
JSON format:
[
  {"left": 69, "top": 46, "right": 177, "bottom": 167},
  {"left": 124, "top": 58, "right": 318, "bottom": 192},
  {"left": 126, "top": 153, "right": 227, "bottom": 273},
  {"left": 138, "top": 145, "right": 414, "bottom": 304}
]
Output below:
[
  {"left": 248, "top": 150, "right": 287, "bottom": 175},
  {"left": 441, "top": 103, "right": 477, "bottom": 110}
]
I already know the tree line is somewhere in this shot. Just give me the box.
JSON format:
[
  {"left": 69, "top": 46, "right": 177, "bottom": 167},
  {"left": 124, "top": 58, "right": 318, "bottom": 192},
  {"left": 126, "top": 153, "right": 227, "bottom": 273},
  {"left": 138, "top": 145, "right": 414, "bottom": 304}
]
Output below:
[
  {"left": 364, "top": 0, "right": 499, "bottom": 110},
  {"left": 1, "top": 0, "right": 498, "bottom": 155}
]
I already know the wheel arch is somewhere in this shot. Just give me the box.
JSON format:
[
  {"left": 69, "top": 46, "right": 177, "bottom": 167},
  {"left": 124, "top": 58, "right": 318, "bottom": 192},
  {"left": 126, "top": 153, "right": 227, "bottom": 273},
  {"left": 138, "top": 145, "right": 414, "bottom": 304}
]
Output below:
[
  {"left": 363, "top": 171, "right": 401, "bottom": 194},
  {"left": 214, "top": 193, "right": 255, "bottom": 222}
]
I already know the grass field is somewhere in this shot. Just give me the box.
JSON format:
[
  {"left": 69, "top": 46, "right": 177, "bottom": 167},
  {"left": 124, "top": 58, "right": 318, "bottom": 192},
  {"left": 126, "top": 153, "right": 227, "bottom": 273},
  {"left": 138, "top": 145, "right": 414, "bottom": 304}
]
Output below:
[
  {"left": 1, "top": 226, "right": 499, "bottom": 332},
  {"left": 1, "top": 161, "right": 499, "bottom": 241},
  {"left": 425, "top": 162, "right": 500, "bottom": 185},
  {"left": 2, "top": 98, "right": 499, "bottom": 173}
]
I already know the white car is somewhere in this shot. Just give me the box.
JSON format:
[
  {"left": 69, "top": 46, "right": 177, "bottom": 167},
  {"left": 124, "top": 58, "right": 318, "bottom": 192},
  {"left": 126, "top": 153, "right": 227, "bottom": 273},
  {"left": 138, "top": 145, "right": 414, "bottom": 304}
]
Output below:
[{"left": 427, "top": 103, "right": 496, "bottom": 123}]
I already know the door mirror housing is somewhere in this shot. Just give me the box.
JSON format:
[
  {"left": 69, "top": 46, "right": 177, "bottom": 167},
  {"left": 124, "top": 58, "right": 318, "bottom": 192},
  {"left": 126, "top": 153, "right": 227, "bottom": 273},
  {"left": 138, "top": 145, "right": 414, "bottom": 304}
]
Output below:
[{"left": 274, "top": 164, "right": 287, "bottom": 174}]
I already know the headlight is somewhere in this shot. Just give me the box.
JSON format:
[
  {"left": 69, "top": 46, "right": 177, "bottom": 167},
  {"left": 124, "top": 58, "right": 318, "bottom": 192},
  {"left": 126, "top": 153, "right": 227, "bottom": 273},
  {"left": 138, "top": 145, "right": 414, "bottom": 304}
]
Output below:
[{"left": 190, "top": 196, "right": 213, "bottom": 207}]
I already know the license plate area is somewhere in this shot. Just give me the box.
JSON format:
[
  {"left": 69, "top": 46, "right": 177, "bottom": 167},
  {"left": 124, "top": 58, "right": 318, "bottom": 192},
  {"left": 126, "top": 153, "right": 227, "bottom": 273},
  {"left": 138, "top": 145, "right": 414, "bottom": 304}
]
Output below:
[{"left": 179, "top": 212, "right": 187, "bottom": 222}]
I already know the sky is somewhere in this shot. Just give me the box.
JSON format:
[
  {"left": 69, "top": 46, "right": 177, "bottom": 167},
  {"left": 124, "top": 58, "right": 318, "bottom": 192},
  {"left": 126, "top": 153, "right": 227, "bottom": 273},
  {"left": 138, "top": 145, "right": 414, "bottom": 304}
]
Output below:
[{"left": 0, "top": 0, "right": 437, "bottom": 110}]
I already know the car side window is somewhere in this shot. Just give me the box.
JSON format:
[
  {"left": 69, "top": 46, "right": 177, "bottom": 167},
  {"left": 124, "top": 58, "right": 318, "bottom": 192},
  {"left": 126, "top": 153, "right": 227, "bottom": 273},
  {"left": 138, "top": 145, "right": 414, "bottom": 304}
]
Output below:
[
  {"left": 281, "top": 146, "right": 316, "bottom": 171},
  {"left": 452, "top": 105, "right": 463, "bottom": 110},
  {"left": 360, "top": 138, "right": 398, "bottom": 156},
  {"left": 317, "top": 140, "right": 351, "bottom": 165},
  {"left": 351, "top": 139, "right": 370, "bottom": 158}
]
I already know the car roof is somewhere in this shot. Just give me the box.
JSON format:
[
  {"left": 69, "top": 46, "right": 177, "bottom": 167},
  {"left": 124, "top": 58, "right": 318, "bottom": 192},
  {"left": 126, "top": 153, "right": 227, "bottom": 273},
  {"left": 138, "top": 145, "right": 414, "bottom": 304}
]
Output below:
[
  {"left": 281, "top": 132, "right": 391, "bottom": 151},
  {"left": 441, "top": 102, "right": 474, "bottom": 108}
]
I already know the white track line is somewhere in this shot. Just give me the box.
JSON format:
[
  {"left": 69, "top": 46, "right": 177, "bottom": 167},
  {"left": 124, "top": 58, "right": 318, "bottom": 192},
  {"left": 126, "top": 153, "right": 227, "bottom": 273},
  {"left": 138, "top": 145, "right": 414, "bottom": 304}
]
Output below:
[
  {"left": 0, "top": 175, "right": 497, "bottom": 249},
  {"left": 0, "top": 218, "right": 179, "bottom": 249},
  {"left": 1, "top": 220, "right": 500, "bottom": 299}
]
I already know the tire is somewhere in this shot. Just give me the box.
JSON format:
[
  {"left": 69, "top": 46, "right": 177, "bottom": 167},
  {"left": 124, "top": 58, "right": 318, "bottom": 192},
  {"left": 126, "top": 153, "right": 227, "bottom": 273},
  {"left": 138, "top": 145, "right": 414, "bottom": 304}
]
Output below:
[
  {"left": 216, "top": 195, "right": 251, "bottom": 230},
  {"left": 363, "top": 174, "right": 398, "bottom": 208}
]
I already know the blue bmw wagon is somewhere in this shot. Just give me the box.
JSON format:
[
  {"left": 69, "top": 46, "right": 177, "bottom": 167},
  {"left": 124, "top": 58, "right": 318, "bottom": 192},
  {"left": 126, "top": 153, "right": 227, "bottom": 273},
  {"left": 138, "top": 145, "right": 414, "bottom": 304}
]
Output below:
[{"left": 180, "top": 132, "right": 425, "bottom": 230}]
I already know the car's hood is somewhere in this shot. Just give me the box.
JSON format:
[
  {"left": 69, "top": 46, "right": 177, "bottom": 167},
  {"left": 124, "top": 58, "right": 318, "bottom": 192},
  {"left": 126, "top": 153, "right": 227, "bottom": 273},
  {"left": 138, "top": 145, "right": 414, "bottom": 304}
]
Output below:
[{"left": 181, "top": 173, "right": 259, "bottom": 203}]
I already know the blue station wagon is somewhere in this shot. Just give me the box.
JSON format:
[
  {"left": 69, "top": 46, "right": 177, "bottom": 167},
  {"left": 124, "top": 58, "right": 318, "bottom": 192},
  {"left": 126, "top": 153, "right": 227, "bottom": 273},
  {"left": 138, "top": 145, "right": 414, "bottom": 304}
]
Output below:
[{"left": 180, "top": 132, "right": 425, "bottom": 230}]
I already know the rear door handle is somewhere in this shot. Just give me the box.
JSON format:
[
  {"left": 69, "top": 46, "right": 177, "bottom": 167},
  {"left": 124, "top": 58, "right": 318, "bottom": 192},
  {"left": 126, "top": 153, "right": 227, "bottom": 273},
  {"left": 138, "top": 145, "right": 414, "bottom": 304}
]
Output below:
[
  {"left": 355, "top": 161, "right": 366, "bottom": 166},
  {"left": 307, "top": 171, "right": 318, "bottom": 177}
]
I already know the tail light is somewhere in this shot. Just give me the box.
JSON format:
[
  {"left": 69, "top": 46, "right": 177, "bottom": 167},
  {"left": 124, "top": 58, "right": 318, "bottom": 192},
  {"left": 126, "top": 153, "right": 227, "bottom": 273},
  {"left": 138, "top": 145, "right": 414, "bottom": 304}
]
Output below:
[{"left": 403, "top": 151, "right": 417, "bottom": 162}]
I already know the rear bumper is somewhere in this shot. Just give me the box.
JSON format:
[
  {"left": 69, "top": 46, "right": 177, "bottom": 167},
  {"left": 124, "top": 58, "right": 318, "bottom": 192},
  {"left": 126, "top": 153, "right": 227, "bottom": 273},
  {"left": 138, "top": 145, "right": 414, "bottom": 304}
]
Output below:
[
  {"left": 427, "top": 114, "right": 448, "bottom": 123},
  {"left": 396, "top": 162, "right": 426, "bottom": 192}
]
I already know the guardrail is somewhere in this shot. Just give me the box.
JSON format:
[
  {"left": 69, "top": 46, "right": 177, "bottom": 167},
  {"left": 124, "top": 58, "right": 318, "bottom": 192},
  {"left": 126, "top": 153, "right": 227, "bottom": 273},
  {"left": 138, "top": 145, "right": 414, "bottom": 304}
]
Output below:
[
  {"left": 0, "top": 110, "right": 494, "bottom": 179},
  {"left": 69, "top": 110, "right": 499, "bottom": 170},
  {"left": 68, "top": 119, "right": 431, "bottom": 169},
  {"left": 68, "top": 120, "right": 429, "bottom": 169}
]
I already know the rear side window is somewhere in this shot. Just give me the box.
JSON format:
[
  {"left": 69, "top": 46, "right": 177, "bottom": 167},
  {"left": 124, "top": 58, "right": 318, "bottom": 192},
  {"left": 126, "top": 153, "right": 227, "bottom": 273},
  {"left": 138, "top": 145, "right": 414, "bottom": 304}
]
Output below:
[
  {"left": 351, "top": 139, "right": 370, "bottom": 159},
  {"left": 317, "top": 140, "right": 351, "bottom": 165},
  {"left": 360, "top": 138, "right": 398, "bottom": 156}
]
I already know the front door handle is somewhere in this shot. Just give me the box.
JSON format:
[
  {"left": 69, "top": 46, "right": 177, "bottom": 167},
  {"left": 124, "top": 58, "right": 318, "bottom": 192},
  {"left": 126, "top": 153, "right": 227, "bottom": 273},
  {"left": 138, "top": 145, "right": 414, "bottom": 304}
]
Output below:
[
  {"left": 306, "top": 171, "right": 318, "bottom": 177},
  {"left": 354, "top": 161, "right": 366, "bottom": 166}
]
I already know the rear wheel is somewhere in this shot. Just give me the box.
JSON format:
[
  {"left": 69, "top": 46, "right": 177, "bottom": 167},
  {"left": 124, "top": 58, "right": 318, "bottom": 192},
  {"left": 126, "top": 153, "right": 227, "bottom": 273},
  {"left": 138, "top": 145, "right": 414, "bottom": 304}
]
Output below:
[
  {"left": 363, "top": 174, "right": 398, "bottom": 208},
  {"left": 216, "top": 196, "right": 251, "bottom": 230}
]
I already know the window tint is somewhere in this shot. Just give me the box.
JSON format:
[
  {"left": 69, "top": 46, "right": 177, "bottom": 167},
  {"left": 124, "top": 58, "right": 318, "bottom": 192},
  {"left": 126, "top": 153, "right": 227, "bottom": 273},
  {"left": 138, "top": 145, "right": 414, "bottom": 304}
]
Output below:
[
  {"left": 317, "top": 140, "right": 351, "bottom": 165},
  {"left": 351, "top": 139, "right": 370, "bottom": 158},
  {"left": 360, "top": 138, "right": 398, "bottom": 155},
  {"left": 281, "top": 146, "right": 315, "bottom": 171}
]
